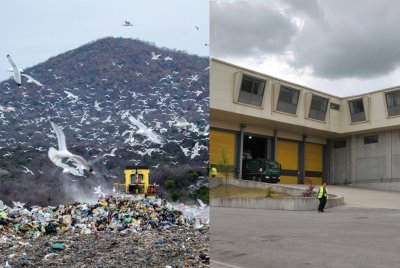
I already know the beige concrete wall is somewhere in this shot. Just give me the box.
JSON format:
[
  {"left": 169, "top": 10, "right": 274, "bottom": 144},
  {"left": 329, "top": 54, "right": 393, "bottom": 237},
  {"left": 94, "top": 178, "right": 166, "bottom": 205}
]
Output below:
[
  {"left": 330, "top": 138, "right": 351, "bottom": 185},
  {"left": 211, "top": 59, "right": 400, "bottom": 135},
  {"left": 330, "top": 130, "right": 400, "bottom": 184}
]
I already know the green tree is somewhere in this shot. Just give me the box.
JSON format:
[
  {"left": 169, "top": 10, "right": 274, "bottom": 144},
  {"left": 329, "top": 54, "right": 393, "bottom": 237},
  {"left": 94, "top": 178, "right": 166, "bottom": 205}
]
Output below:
[{"left": 216, "top": 149, "right": 234, "bottom": 192}]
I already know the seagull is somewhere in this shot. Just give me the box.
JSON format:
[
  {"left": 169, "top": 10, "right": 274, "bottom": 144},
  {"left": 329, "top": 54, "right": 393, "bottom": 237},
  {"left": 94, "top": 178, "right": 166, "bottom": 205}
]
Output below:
[
  {"left": 194, "top": 218, "right": 203, "bottom": 229},
  {"left": 179, "top": 145, "right": 190, "bottom": 157},
  {"left": 52, "top": 161, "right": 83, "bottom": 176},
  {"left": 122, "top": 21, "right": 133, "bottom": 26},
  {"left": 102, "top": 115, "right": 112, "bottom": 123},
  {"left": 94, "top": 185, "right": 106, "bottom": 197},
  {"left": 0, "top": 106, "right": 15, "bottom": 112},
  {"left": 128, "top": 116, "right": 163, "bottom": 144},
  {"left": 103, "top": 148, "right": 117, "bottom": 157},
  {"left": 137, "top": 148, "right": 160, "bottom": 157},
  {"left": 190, "top": 142, "right": 200, "bottom": 160},
  {"left": 174, "top": 117, "right": 193, "bottom": 130},
  {"left": 151, "top": 51, "right": 161, "bottom": 60},
  {"left": 21, "top": 165, "right": 34, "bottom": 176},
  {"left": 12, "top": 201, "right": 25, "bottom": 208},
  {"left": 21, "top": 74, "right": 44, "bottom": 87},
  {"left": 197, "top": 199, "right": 207, "bottom": 208},
  {"left": 6, "top": 54, "right": 21, "bottom": 86},
  {"left": 64, "top": 90, "right": 79, "bottom": 102},
  {"left": 48, "top": 119, "right": 93, "bottom": 174},
  {"left": 94, "top": 101, "right": 102, "bottom": 111}
]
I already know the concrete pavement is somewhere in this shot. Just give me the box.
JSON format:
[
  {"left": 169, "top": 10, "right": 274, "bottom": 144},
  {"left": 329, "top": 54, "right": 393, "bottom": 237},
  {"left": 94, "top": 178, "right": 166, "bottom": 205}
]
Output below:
[{"left": 210, "top": 186, "right": 400, "bottom": 268}]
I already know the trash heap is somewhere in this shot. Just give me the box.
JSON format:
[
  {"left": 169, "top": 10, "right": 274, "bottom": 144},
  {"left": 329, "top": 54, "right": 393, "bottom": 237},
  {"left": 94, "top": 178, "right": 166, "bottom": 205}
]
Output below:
[{"left": 0, "top": 196, "right": 209, "bottom": 267}]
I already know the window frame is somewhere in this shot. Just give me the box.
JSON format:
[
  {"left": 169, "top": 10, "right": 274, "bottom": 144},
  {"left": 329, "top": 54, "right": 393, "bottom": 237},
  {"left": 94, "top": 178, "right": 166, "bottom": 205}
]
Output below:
[
  {"left": 348, "top": 98, "right": 366, "bottom": 123},
  {"left": 308, "top": 94, "right": 329, "bottom": 121},
  {"left": 276, "top": 85, "right": 301, "bottom": 115},
  {"left": 330, "top": 103, "right": 340, "bottom": 110},
  {"left": 333, "top": 140, "right": 346, "bottom": 149},
  {"left": 237, "top": 74, "right": 266, "bottom": 107},
  {"left": 385, "top": 90, "right": 400, "bottom": 117},
  {"left": 364, "top": 135, "right": 379, "bottom": 145}
]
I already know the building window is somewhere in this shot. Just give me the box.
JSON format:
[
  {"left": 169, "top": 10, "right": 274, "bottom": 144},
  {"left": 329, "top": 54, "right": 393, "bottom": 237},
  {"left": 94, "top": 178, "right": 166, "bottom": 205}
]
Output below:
[
  {"left": 330, "top": 103, "right": 340, "bottom": 110},
  {"left": 333, "top": 140, "right": 346, "bottom": 148},
  {"left": 385, "top": 90, "right": 400, "bottom": 116},
  {"left": 364, "top": 135, "right": 378, "bottom": 144},
  {"left": 348, "top": 98, "right": 366, "bottom": 122},
  {"left": 308, "top": 95, "right": 329, "bottom": 121},
  {"left": 237, "top": 75, "right": 266, "bottom": 107},
  {"left": 276, "top": 85, "right": 300, "bottom": 114}
]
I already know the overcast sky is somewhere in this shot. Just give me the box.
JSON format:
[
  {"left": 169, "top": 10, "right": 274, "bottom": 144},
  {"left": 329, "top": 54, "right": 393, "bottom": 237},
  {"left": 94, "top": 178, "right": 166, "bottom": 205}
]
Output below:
[
  {"left": 211, "top": 0, "right": 400, "bottom": 97},
  {"left": 0, "top": 0, "right": 208, "bottom": 81}
]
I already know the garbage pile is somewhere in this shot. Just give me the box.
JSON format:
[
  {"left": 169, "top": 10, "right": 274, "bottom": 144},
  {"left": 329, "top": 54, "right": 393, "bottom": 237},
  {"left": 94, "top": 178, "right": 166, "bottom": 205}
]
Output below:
[{"left": 0, "top": 196, "right": 209, "bottom": 267}]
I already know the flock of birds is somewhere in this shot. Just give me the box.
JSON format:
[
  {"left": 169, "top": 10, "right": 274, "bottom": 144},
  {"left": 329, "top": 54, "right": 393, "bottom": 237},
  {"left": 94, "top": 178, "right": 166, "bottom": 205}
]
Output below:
[
  {"left": 122, "top": 20, "right": 208, "bottom": 46},
  {"left": 1, "top": 39, "right": 209, "bottom": 181}
]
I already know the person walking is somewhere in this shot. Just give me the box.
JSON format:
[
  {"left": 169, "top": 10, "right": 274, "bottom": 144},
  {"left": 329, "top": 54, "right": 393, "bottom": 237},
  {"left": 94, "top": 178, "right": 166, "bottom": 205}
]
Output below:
[{"left": 317, "top": 182, "right": 328, "bottom": 212}]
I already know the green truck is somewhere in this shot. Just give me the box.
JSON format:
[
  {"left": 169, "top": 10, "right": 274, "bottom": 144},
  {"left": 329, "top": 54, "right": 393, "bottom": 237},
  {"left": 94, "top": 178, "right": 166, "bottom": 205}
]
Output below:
[{"left": 242, "top": 158, "right": 281, "bottom": 183}]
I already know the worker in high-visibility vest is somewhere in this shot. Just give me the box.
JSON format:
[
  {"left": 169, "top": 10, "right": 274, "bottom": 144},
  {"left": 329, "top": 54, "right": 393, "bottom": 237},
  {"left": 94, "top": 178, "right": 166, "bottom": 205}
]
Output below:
[
  {"left": 317, "top": 182, "right": 328, "bottom": 212},
  {"left": 210, "top": 166, "right": 217, "bottom": 177}
]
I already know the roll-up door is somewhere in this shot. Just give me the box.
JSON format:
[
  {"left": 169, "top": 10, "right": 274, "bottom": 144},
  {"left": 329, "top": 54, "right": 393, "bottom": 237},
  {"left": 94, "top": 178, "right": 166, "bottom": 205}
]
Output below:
[
  {"left": 210, "top": 130, "right": 236, "bottom": 178},
  {"left": 276, "top": 140, "right": 299, "bottom": 184},
  {"left": 305, "top": 143, "right": 323, "bottom": 185}
]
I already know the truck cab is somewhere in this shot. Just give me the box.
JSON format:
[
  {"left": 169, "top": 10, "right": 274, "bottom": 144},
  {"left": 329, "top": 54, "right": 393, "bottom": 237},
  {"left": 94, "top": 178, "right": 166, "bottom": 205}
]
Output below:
[{"left": 242, "top": 158, "right": 281, "bottom": 183}]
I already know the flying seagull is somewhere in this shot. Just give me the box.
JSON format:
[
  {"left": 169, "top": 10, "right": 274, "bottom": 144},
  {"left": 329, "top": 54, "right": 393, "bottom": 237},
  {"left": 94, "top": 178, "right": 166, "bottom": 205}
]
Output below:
[
  {"left": 128, "top": 116, "right": 163, "bottom": 144},
  {"left": 174, "top": 117, "right": 193, "bottom": 130},
  {"left": 48, "top": 119, "right": 93, "bottom": 175},
  {"left": 103, "top": 147, "right": 117, "bottom": 157},
  {"left": 21, "top": 165, "right": 34, "bottom": 176},
  {"left": 21, "top": 74, "right": 44, "bottom": 87},
  {"left": 151, "top": 51, "right": 161, "bottom": 60},
  {"left": 197, "top": 199, "right": 207, "bottom": 208},
  {"left": 6, "top": 54, "right": 21, "bottom": 86},
  {"left": 123, "top": 21, "right": 133, "bottom": 26}
]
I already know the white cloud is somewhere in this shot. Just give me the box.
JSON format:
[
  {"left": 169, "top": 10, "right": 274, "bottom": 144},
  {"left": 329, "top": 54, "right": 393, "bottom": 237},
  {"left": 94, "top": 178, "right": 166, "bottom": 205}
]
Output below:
[{"left": 211, "top": 0, "right": 400, "bottom": 96}]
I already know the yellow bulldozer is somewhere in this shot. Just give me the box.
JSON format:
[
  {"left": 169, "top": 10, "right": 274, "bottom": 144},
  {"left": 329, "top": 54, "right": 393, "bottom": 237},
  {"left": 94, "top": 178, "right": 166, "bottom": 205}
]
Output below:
[{"left": 114, "top": 166, "right": 159, "bottom": 198}]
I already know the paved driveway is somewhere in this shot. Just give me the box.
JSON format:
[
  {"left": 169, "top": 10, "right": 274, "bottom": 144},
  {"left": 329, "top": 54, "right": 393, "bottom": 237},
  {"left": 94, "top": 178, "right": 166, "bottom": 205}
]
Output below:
[{"left": 210, "top": 186, "right": 400, "bottom": 268}]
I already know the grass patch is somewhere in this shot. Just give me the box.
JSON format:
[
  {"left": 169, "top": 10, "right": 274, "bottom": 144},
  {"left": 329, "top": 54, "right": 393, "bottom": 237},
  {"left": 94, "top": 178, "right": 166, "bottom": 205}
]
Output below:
[{"left": 210, "top": 184, "right": 293, "bottom": 199}]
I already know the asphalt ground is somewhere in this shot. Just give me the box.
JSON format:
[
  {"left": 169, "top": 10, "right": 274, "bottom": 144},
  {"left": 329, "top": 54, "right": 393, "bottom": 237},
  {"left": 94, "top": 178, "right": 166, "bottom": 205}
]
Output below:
[{"left": 210, "top": 186, "right": 400, "bottom": 268}]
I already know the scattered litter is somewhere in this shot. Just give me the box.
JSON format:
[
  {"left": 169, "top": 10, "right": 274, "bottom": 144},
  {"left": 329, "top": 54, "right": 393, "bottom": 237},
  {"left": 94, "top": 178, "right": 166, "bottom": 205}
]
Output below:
[
  {"left": 50, "top": 243, "right": 65, "bottom": 251},
  {"left": 44, "top": 253, "right": 58, "bottom": 261},
  {"left": 0, "top": 194, "right": 209, "bottom": 267}
]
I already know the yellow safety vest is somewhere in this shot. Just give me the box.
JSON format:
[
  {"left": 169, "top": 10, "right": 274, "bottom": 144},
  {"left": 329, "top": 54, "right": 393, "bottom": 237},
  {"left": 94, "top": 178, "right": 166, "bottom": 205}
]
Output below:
[
  {"left": 210, "top": 167, "right": 217, "bottom": 176},
  {"left": 317, "top": 186, "right": 328, "bottom": 199}
]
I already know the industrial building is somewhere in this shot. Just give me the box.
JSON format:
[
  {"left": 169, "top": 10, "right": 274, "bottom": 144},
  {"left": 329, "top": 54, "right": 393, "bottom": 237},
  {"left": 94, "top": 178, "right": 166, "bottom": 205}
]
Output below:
[{"left": 210, "top": 58, "right": 400, "bottom": 185}]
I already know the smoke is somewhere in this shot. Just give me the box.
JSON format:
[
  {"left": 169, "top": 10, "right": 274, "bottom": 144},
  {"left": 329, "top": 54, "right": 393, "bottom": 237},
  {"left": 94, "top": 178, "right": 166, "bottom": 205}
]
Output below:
[{"left": 61, "top": 171, "right": 112, "bottom": 204}]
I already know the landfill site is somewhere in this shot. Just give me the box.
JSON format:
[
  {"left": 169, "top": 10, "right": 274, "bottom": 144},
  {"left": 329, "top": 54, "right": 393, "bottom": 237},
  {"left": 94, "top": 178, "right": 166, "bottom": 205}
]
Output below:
[{"left": 0, "top": 194, "right": 209, "bottom": 267}]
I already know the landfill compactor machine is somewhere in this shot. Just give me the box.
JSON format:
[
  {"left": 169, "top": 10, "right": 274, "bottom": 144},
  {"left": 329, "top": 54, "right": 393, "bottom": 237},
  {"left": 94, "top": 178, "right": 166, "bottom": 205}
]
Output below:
[{"left": 115, "top": 166, "right": 159, "bottom": 198}]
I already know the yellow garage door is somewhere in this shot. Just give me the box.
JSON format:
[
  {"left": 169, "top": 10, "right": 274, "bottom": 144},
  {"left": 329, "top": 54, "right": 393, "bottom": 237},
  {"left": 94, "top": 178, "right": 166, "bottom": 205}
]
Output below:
[
  {"left": 276, "top": 140, "right": 298, "bottom": 184},
  {"left": 305, "top": 143, "right": 323, "bottom": 185},
  {"left": 209, "top": 130, "right": 236, "bottom": 178}
]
